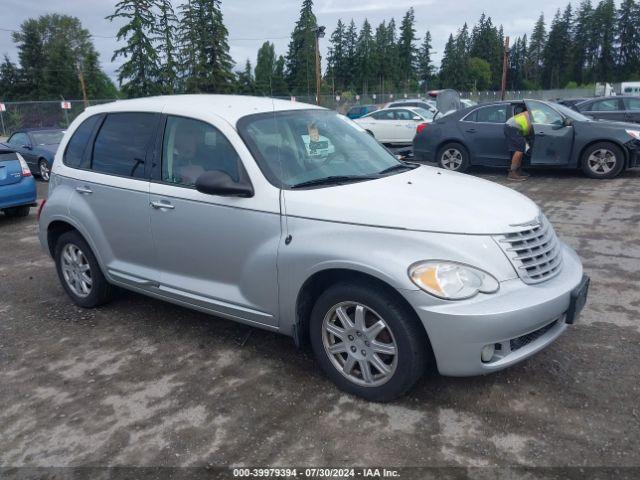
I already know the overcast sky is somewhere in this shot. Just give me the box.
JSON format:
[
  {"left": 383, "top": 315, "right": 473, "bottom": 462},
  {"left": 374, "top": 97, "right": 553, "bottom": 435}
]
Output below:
[{"left": 0, "top": 0, "right": 592, "bottom": 85}]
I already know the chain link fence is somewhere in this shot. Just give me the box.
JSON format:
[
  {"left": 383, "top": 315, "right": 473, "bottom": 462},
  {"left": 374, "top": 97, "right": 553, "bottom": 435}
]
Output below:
[{"left": 0, "top": 88, "right": 596, "bottom": 137}]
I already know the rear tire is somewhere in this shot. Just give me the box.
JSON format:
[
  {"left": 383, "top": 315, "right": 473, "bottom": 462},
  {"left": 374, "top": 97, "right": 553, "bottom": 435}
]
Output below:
[
  {"left": 580, "top": 142, "right": 625, "bottom": 179},
  {"left": 437, "top": 142, "right": 470, "bottom": 172},
  {"left": 54, "top": 231, "right": 113, "bottom": 308},
  {"left": 310, "top": 281, "right": 428, "bottom": 401},
  {"left": 3, "top": 205, "right": 30, "bottom": 218}
]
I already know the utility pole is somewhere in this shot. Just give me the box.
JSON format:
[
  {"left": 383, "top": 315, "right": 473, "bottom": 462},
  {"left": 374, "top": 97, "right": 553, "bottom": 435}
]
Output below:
[
  {"left": 314, "top": 26, "right": 325, "bottom": 105},
  {"left": 501, "top": 36, "right": 510, "bottom": 101},
  {"left": 77, "top": 63, "right": 89, "bottom": 108}
]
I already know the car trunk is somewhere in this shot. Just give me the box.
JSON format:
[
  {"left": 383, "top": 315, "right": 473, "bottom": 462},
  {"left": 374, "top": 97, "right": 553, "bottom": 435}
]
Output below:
[{"left": 0, "top": 152, "right": 23, "bottom": 186}]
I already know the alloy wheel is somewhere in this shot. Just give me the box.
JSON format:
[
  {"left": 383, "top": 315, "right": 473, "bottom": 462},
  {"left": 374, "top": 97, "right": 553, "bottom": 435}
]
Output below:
[
  {"left": 61, "top": 243, "right": 92, "bottom": 297},
  {"left": 39, "top": 161, "right": 50, "bottom": 181},
  {"left": 441, "top": 148, "right": 463, "bottom": 170},
  {"left": 587, "top": 149, "right": 616, "bottom": 175},
  {"left": 322, "top": 301, "right": 398, "bottom": 387}
]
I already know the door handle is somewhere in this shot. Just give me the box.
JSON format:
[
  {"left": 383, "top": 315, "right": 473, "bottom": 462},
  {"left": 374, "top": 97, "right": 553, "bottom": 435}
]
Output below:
[
  {"left": 536, "top": 132, "right": 546, "bottom": 137},
  {"left": 465, "top": 128, "right": 476, "bottom": 133},
  {"left": 75, "top": 186, "right": 93, "bottom": 195},
  {"left": 150, "top": 200, "right": 175, "bottom": 210}
]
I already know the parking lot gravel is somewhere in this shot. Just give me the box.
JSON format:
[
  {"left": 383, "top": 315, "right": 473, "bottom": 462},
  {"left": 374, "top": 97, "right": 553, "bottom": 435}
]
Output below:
[{"left": 1, "top": 168, "right": 639, "bottom": 475}]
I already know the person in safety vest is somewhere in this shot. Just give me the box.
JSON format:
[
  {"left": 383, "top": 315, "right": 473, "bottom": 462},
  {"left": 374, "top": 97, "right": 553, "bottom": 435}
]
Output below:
[{"left": 504, "top": 108, "right": 532, "bottom": 182}]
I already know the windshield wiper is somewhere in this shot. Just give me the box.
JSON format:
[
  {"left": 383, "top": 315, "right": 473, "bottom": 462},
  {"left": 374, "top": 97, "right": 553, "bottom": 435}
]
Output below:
[
  {"left": 377, "top": 163, "right": 415, "bottom": 175},
  {"left": 290, "top": 175, "right": 378, "bottom": 189}
]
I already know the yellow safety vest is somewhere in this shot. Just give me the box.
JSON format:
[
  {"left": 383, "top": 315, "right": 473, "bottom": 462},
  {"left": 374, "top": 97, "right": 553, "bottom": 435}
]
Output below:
[{"left": 507, "top": 111, "right": 532, "bottom": 136}]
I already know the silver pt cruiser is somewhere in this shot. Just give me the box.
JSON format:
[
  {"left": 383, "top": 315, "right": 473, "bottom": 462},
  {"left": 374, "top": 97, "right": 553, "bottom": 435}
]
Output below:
[{"left": 38, "top": 95, "right": 589, "bottom": 401}]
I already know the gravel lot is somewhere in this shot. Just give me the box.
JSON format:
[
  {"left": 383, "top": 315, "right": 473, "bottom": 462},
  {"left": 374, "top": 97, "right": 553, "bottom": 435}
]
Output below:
[{"left": 1, "top": 167, "right": 639, "bottom": 475}]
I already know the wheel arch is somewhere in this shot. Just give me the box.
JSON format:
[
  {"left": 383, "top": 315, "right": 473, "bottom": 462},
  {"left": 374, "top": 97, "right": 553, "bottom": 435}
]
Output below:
[
  {"left": 577, "top": 139, "right": 629, "bottom": 169},
  {"left": 47, "top": 220, "right": 80, "bottom": 257},
  {"left": 293, "top": 268, "right": 432, "bottom": 355}
]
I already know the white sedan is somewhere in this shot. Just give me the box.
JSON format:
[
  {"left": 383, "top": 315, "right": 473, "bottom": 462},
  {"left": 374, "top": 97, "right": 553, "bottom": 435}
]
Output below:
[{"left": 354, "top": 107, "right": 434, "bottom": 144}]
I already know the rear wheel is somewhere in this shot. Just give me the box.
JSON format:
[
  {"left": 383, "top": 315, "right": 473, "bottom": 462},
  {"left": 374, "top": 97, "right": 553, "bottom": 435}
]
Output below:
[
  {"left": 580, "top": 142, "right": 625, "bottom": 179},
  {"left": 3, "top": 205, "right": 30, "bottom": 217},
  {"left": 54, "top": 231, "right": 113, "bottom": 308},
  {"left": 310, "top": 281, "right": 428, "bottom": 401},
  {"left": 437, "top": 142, "right": 470, "bottom": 172},
  {"left": 38, "top": 159, "right": 51, "bottom": 182}
]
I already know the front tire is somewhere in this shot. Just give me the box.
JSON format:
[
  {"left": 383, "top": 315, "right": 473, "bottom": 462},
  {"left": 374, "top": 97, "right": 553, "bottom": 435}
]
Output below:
[
  {"left": 39, "top": 159, "right": 51, "bottom": 182},
  {"left": 3, "top": 205, "right": 30, "bottom": 217},
  {"left": 54, "top": 231, "right": 113, "bottom": 308},
  {"left": 580, "top": 142, "right": 624, "bottom": 179},
  {"left": 310, "top": 282, "right": 428, "bottom": 401},
  {"left": 437, "top": 142, "right": 470, "bottom": 172}
]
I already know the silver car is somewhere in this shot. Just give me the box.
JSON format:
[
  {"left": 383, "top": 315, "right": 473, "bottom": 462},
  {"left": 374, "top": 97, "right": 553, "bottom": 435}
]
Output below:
[{"left": 38, "top": 95, "right": 589, "bottom": 401}]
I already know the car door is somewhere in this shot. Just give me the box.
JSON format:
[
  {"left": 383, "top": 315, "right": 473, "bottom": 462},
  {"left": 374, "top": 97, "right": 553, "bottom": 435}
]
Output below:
[
  {"left": 392, "top": 109, "right": 421, "bottom": 143},
  {"left": 7, "top": 132, "right": 37, "bottom": 170},
  {"left": 64, "top": 112, "right": 161, "bottom": 286},
  {"left": 622, "top": 97, "right": 640, "bottom": 123},
  {"left": 579, "top": 98, "right": 625, "bottom": 122},
  {"left": 358, "top": 110, "right": 396, "bottom": 142},
  {"left": 525, "top": 100, "right": 574, "bottom": 166},
  {"left": 148, "top": 112, "right": 281, "bottom": 328},
  {"left": 460, "top": 104, "right": 510, "bottom": 165}
]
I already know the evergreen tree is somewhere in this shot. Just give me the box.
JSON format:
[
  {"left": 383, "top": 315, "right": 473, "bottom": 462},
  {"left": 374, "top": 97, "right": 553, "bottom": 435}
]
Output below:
[
  {"left": 285, "top": 0, "right": 317, "bottom": 95},
  {"left": 593, "top": 0, "right": 616, "bottom": 82},
  {"left": 355, "top": 19, "right": 376, "bottom": 94},
  {"left": 0, "top": 56, "right": 23, "bottom": 100},
  {"left": 344, "top": 20, "right": 358, "bottom": 90},
  {"left": 469, "top": 14, "right": 504, "bottom": 89},
  {"left": 398, "top": 8, "right": 417, "bottom": 89},
  {"left": 155, "top": 0, "right": 178, "bottom": 94},
  {"left": 326, "top": 20, "right": 346, "bottom": 91},
  {"left": 417, "top": 31, "right": 434, "bottom": 89},
  {"left": 542, "top": 5, "right": 573, "bottom": 88},
  {"left": 572, "top": 0, "right": 595, "bottom": 84},
  {"left": 235, "top": 59, "right": 254, "bottom": 94},
  {"left": 616, "top": 0, "right": 640, "bottom": 79},
  {"left": 526, "top": 14, "right": 546, "bottom": 88},
  {"left": 12, "top": 19, "right": 46, "bottom": 98},
  {"left": 438, "top": 34, "right": 457, "bottom": 88},
  {"left": 254, "top": 41, "right": 276, "bottom": 95},
  {"left": 271, "top": 55, "right": 289, "bottom": 96},
  {"left": 107, "top": 0, "right": 160, "bottom": 97}
]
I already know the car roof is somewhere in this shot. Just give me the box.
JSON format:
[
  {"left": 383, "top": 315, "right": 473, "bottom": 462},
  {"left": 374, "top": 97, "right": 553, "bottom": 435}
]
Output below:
[{"left": 84, "top": 95, "right": 323, "bottom": 125}]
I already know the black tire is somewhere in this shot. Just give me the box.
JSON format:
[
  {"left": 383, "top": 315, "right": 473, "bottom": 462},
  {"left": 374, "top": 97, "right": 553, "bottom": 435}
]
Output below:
[
  {"left": 54, "top": 231, "right": 113, "bottom": 308},
  {"left": 580, "top": 142, "right": 625, "bottom": 179},
  {"left": 309, "top": 281, "right": 429, "bottom": 401},
  {"left": 38, "top": 158, "right": 51, "bottom": 182},
  {"left": 3, "top": 205, "right": 30, "bottom": 218},
  {"left": 437, "top": 142, "right": 470, "bottom": 172}
]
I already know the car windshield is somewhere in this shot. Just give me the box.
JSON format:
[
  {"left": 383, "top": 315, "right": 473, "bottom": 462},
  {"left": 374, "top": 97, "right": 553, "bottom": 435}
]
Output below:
[
  {"left": 412, "top": 107, "right": 434, "bottom": 119},
  {"left": 238, "top": 109, "right": 409, "bottom": 188},
  {"left": 551, "top": 103, "right": 592, "bottom": 122},
  {"left": 31, "top": 131, "right": 64, "bottom": 145}
]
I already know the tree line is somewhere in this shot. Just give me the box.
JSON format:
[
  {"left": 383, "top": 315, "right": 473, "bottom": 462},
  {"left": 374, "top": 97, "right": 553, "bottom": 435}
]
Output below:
[{"left": 1, "top": 0, "right": 639, "bottom": 102}]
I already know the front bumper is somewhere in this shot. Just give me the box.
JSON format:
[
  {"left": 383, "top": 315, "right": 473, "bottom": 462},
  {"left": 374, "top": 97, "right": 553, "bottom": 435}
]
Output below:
[
  {"left": 402, "top": 243, "right": 585, "bottom": 376},
  {"left": 626, "top": 140, "right": 640, "bottom": 168}
]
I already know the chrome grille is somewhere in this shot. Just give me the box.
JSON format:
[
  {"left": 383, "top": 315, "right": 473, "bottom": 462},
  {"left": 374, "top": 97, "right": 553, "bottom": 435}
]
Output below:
[{"left": 494, "top": 215, "right": 563, "bottom": 284}]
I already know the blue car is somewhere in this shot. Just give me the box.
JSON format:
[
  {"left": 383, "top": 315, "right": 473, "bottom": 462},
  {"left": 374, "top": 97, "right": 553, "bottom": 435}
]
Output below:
[
  {"left": 0, "top": 146, "right": 37, "bottom": 218},
  {"left": 5, "top": 127, "right": 65, "bottom": 182},
  {"left": 346, "top": 104, "right": 379, "bottom": 119}
]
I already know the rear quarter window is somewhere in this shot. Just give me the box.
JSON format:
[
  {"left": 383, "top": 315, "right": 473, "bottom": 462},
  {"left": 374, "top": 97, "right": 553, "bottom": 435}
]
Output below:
[
  {"left": 0, "top": 152, "right": 19, "bottom": 162},
  {"left": 64, "top": 114, "right": 102, "bottom": 168}
]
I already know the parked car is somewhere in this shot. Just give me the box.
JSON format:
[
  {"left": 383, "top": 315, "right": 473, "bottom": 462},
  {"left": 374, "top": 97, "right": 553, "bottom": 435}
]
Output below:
[
  {"left": 346, "top": 104, "right": 379, "bottom": 119},
  {"left": 38, "top": 95, "right": 589, "bottom": 401},
  {"left": 0, "top": 146, "right": 37, "bottom": 217},
  {"left": 4, "top": 128, "right": 65, "bottom": 181},
  {"left": 355, "top": 106, "right": 435, "bottom": 144},
  {"left": 573, "top": 96, "right": 640, "bottom": 124},
  {"left": 413, "top": 99, "right": 640, "bottom": 178},
  {"left": 385, "top": 98, "right": 438, "bottom": 114},
  {"left": 556, "top": 98, "right": 589, "bottom": 109},
  {"left": 460, "top": 99, "right": 478, "bottom": 108}
]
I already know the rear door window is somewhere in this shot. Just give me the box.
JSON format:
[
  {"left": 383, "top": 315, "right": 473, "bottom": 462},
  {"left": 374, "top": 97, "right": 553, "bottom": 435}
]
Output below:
[
  {"left": 474, "top": 105, "right": 508, "bottom": 123},
  {"left": 371, "top": 110, "right": 395, "bottom": 120},
  {"left": 623, "top": 98, "right": 640, "bottom": 111},
  {"left": 589, "top": 99, "right": 622, "bottom": 111},
  {"left": 63, "top": 115, "right": 102, "bottom": 168},
  {"left": 91, "top": 112, "right": 158, "bottom": 178}
]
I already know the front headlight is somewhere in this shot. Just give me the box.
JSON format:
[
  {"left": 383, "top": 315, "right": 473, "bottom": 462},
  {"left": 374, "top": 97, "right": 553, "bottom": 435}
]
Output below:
[
  {"left": 625, "top": 129, "right": 640, "bottom": 140},
  {"left": 408, "top": 261, "right": 499, "bottom": 300}
]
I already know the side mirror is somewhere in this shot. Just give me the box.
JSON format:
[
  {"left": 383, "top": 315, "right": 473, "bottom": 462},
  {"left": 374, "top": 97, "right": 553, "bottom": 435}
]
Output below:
[
  {"left": 563, "top": 117, "right": 574, "bottom": 127},
  {"left": 22, "top": 144, "right": 32, "bottom": 150},
  {"left": 195, "top": 170, "right": 254, "bottom": 198},
  {"left": 413, "top": 115, "right": 422, "bottom": 121}
]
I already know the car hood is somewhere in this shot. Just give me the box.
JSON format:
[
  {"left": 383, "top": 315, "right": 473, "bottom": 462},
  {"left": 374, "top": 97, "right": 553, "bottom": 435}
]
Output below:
[
  {"left": 586, "top": 119, "right": 640, "bottom": 130},
  {"left": 283, "top": 165, "right": 541, "bottom": 234}
]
